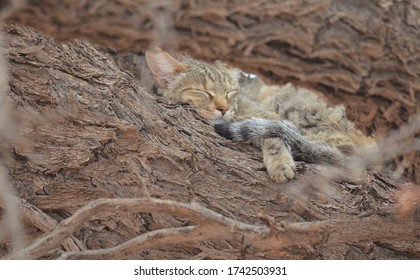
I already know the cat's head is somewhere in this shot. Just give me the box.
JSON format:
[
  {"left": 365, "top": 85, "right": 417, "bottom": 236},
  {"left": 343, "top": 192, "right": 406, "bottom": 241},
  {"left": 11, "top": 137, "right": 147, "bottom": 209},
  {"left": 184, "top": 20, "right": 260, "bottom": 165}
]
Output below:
[{"left": 145, "top": 48, "right": 239, "bottom": 120}]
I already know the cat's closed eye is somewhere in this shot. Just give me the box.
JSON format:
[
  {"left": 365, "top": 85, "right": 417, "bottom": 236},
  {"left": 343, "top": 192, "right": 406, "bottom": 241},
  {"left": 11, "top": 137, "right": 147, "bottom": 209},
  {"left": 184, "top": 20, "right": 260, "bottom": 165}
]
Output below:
[
  {"left": 189, "top": 89, "right": 215, "bottom": 100},
  {"left": 226, "top": 89, "right": 239, "bottom": 99}
]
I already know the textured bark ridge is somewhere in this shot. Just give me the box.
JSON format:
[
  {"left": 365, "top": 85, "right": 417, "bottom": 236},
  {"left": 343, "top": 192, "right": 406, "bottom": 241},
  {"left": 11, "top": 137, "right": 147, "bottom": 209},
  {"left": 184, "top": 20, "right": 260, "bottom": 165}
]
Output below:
[
  {"left": 1, "top": 24, "right": 419, "bottom": 260},
  {"left": 6, "top": 0, "right": 420, "bottom": 184},
  {"left": 2, "top": 0, "right": 420, "bottom": 259}
]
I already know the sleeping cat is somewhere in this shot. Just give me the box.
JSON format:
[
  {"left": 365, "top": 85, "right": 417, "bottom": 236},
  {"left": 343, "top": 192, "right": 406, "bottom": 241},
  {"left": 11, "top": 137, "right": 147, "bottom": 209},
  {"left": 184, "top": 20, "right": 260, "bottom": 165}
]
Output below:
[
  {"left": 145, "top": 47, "right": 376, "bottom": 183},
  {"left": 145, "top": 47, "right": 239, "bottom": 120}
]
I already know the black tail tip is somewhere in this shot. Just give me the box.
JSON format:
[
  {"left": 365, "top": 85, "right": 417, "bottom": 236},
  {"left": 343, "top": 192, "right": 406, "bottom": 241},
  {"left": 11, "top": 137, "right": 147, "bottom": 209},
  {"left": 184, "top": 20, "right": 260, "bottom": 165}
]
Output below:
[{"left": 214, "top": 123, "right": 233, "bottom": 140}]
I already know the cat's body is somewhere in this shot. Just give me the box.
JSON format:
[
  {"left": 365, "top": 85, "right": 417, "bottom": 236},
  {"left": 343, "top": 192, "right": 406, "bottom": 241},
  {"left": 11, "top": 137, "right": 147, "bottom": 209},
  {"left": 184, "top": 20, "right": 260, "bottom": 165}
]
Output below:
[{"left": 146, "top": 48, "right": 376, "bottom": 183}]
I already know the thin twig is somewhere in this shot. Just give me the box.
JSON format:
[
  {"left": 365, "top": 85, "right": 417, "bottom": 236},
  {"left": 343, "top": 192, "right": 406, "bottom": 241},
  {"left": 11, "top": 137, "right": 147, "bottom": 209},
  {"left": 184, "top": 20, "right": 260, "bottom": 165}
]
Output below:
[
  {"left": 279, "top": 114, "right": 420, "bottom": 197},
  {"left": 4, "top": 197, "right": 419, "bottom": 259},
  {"left": 0, "top": 166, "right": 26, "bottom": 258},
  {"left": 0, "top": 196, "right": 85, "bottom": 252},
  {"left": 4, "top": 198, "right": 267, "bottom": 259}
]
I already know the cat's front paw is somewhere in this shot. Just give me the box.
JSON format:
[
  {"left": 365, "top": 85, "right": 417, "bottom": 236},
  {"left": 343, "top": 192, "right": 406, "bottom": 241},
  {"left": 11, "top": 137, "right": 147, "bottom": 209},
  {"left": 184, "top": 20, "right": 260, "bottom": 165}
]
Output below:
[{"left": 265, "top": 158, "right": 296, "bottom": 183}]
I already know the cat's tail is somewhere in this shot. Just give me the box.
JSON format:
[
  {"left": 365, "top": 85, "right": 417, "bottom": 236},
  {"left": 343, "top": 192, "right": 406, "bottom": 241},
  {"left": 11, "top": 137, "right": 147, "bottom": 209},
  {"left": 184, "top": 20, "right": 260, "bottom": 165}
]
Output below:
[{"left": 214, "top": 117, "right": 346, "bottom": 165}]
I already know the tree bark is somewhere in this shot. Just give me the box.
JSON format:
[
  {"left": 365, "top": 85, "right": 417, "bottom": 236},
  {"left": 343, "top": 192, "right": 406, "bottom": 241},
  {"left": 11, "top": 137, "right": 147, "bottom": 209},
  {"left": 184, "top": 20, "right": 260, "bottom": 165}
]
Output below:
[
  {"left": 0, "top": 24, "right": 419, "bottom": 259},
  {"left": 0, "top": 0, "right": 420, "bottom": 259},
  {"left": 6, "top": 0, "right": 420, "bottom": 184}
]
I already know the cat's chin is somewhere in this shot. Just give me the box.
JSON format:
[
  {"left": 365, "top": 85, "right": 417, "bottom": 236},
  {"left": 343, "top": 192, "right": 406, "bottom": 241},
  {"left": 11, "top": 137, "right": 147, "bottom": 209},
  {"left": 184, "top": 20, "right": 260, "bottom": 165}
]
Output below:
[
  {"left": 208, "top": 110, "right": 235, "bottom": 122},
  {"left": 197, "top": 110, "right": 223, "bottom": 120},
  {"left": 222, "top": 110, "right": 235, "bottom": 121},
  {"left": 196, "top": 109, "right": 234, "bottom": 122}
]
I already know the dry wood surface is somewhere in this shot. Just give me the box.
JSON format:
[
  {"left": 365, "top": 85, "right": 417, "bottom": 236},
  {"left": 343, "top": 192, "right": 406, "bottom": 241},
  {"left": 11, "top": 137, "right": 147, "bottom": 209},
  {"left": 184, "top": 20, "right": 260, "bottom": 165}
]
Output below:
[{"left": 0, "top": 0, "right": 419, "bottom": 259}]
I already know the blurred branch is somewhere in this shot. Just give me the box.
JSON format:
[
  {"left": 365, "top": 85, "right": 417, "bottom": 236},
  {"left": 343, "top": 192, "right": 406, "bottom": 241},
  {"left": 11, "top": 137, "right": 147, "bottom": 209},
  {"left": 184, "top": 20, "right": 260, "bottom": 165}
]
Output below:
[
  {"left": 0, "top": 196, "right": 85, "bottom": 252},
  {"left": 4, "top": 197, "right": 419, "bottom": 259},
  {"left": 0, "top": 165, "right": 26, "bottom": 258},
  {"left": 0, "top": 0, "right": 27, "bottom": 258}
]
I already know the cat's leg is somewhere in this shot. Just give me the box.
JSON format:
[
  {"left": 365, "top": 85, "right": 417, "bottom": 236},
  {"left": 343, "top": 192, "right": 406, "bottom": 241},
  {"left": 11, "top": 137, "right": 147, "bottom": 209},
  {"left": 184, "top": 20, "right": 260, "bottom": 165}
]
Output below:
[{"left": 261, "top": 138, "right": 296, "bottom": 183}]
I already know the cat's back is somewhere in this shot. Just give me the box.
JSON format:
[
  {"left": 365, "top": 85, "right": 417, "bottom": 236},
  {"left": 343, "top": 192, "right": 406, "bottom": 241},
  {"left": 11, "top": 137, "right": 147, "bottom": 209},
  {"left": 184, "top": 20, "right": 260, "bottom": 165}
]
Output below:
[
  {"left": 258, "top": 83, "right": 337, "bottom": 127},
  {"left": 252, "top": 82, "right": 375, "bottom": 153}
]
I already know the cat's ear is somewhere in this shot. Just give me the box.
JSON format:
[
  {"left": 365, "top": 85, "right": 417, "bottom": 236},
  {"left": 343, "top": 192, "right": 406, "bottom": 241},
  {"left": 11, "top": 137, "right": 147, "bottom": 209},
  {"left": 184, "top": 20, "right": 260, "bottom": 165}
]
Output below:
[{"left": 145, "top": 47, "right": 186, "bottom": 89}]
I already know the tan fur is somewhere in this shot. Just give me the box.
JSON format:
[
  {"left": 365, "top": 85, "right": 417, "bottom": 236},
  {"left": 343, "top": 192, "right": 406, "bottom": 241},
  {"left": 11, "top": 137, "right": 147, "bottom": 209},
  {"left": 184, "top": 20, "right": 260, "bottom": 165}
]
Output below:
[
  {"left": 146, "top": 47, "right": 239, "bottom": 120},
  {"left": 146, "top": 48, "right": 376, "bottom": 183}
]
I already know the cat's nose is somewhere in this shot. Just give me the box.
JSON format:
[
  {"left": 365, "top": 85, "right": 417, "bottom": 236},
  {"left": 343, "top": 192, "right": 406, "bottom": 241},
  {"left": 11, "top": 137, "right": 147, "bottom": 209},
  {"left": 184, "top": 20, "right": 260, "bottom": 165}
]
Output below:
[{"left": 217, "top": 107, "right": 228, "bottom": 115}]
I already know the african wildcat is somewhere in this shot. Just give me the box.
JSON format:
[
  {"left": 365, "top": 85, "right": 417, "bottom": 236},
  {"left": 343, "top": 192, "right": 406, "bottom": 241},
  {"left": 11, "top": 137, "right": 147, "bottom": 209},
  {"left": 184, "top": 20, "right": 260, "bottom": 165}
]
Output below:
[
  {"left": 145, "top": 48, "right": 376, "bottom": 183},
  {"left": 146, "top": 47, "right": 239, "bottom": 120}
]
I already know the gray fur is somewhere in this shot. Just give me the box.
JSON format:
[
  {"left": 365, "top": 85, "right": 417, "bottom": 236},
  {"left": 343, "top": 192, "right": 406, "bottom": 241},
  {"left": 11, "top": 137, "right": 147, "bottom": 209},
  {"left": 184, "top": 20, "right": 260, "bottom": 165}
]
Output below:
[{"left": 215, "top": 117, "right": 346, "bottom": 165}]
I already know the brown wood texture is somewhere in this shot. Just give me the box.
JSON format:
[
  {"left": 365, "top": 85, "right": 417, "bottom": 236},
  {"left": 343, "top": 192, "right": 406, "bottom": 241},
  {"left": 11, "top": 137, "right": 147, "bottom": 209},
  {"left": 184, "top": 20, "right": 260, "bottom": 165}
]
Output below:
[
  {"left": 0, "top": 23, "right": 419, "bottom": 259},
  {"left": 0, "top": 0, "right": 419, "bottom": 259},
  {"left": 5, "top": 0, "right": 420, "bottom": 183}
]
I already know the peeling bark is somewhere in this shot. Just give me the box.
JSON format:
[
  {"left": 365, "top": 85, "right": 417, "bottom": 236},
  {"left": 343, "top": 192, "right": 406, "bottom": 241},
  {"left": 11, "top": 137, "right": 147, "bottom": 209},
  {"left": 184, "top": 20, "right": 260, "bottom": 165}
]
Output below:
[
  {"left": 6, "top": 0, "right": 420, "bottom": 184},
  {"left": 0, "top": 24, "right": 419, "bottom": 259}
]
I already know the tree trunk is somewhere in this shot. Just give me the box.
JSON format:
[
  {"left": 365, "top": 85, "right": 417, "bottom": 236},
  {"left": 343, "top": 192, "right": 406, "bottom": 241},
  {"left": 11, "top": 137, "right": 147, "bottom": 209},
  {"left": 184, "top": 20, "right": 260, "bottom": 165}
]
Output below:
[
  {"left": 6, "top": 0, "right": 420, "bottom": 184},
  {"left": 0, "top": 0, "right": 419, "bottom": 259}
]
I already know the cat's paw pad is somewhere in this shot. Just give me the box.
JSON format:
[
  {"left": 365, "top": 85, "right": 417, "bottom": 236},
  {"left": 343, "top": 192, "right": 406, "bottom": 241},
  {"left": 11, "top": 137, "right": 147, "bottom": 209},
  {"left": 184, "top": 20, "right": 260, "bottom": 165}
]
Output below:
[{"left": 266, "top": 160, "right": 296, "bottom": 183}]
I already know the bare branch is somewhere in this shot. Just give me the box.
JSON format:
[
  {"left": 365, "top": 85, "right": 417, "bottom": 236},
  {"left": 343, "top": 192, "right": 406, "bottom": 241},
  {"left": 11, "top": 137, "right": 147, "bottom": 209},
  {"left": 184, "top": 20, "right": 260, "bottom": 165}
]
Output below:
[
  {"left": 61, "top": 226, "right": 201, "bottom": 259},
  {"left": 4, "top": 198, "right": 419, "bottom": 259},
  {"left": 0, "top": 196, "right": 85, "bottom": 252},
  {"left": 0, "top": 1, "right": 27, "bottom": 256},
  {"left": 273, "top": 113, "right": 420, "bottom": 201},
  {"left": 2, "top": 4, "right": 419, "bottom": 260},
  {"left": 0, "top": 163, "right": 26, "bottom": 258},
  {"left": 3, "top": 198, "right": 265, "bottom": 259}
]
